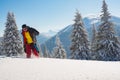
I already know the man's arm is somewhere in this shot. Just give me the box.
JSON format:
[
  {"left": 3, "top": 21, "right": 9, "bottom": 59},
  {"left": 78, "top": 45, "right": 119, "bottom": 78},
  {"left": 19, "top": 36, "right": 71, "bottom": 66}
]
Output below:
[{"left": 30, "top": 27, "right": 39, "bottom": 35}]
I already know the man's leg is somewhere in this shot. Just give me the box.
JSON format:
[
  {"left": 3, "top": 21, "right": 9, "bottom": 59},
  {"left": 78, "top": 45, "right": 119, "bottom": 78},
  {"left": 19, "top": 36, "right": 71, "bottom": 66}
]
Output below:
[
  {"left": 26, "top": 44, "right": 32, "bottom": 58},
  {"left": 32, "top": 48, "right": 40, "bottom": 57}
]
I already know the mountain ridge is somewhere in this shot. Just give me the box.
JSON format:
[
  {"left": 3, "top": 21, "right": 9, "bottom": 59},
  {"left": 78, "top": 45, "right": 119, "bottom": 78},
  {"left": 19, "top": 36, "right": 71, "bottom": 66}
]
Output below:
[{"left": 40, "top": 14, "right": 120, "bottom": 57}]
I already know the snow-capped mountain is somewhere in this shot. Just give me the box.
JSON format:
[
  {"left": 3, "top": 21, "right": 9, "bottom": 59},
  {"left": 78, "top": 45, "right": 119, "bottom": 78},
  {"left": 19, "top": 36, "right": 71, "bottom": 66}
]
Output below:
[
  {"left": 41, "top": 30, "right": 57, "bottom": 37},
  {"left": 84, "top": 13, "right": 101, "bottom": 25},
  {"left": 37, "top": 30, "right": 57, "bottom": 44},
  {"left": 41, "top": 25, "right": 73, "bottom": 56},
  {"left": 37, "top": 34, "right": 50, "bottom": 44},
  {"left": 40, "top": 14, "right": 120, "bottom": 57}
]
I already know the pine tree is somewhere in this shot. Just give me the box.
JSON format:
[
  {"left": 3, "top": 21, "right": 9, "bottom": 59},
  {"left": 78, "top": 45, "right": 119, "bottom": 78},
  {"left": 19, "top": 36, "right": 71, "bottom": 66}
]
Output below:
[
  {"left": 0, "top": 42, "right": 2, "bottom": 55},
  {"left": 53, "top": 36, "right": 67, "bottom": 59},
  {"left": 70, "top": 10, "right": 90, "bottom": 60},
  {"left": 0, "top": 39, "right": 4, "bottom": 55},
  {"left": 43, "top": 44, "right": 51, "bottom": 58},
  {"left": 2, "top": 12, "right": 24, "bottom": 57},
  {"left": 91, "top": 24, "right": 97, "bottom": 50},
  {"left": 95, "top": 0, "right": 120, "bottom": 61},
  {"left": 91, "top": 24, "right": 98, "bottom": 59}
]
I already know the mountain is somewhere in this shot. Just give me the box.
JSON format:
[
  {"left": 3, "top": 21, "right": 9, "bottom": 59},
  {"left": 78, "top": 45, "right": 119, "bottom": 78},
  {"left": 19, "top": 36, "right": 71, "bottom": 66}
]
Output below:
[
  {"left": 37, "top": 30, "right": 57, "bottom": 44},
  {"left": 40, "top": 14, "right": 120, "bottom": 58},
  {"left": 41, "top": 25, "right": 73, "bottom": 56}
]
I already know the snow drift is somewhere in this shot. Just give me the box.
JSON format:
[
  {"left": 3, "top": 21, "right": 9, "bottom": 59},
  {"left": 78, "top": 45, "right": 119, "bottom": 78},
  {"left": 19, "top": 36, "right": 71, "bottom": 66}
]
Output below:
[{"left": 0, "top": 57, "right": 120, "bottom": 80}]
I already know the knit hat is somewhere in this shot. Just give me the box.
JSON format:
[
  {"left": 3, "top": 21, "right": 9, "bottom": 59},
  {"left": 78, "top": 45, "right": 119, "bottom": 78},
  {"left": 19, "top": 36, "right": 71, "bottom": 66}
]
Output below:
[{"left": 22, "top": 24, "right": 28, "bottom": 28}]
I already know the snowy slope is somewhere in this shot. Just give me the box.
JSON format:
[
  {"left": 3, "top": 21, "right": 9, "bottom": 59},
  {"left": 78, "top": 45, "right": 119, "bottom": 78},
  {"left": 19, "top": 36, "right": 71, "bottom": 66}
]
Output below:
[{"left": 0, "top": 57, "right": 120, "bottom": 80}]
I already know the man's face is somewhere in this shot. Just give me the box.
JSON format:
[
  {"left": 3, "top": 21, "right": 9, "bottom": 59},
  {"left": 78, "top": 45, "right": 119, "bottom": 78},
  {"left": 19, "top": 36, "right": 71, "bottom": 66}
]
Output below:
[{"left": 22, "top": 27, "right": 28, "bottom": 31}]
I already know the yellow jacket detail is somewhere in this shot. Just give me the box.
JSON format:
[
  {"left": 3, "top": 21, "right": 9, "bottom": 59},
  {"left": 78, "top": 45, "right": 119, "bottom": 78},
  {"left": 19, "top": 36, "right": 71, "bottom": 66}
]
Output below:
[{"left": 25, "top": 31, "right": 33, "bottom": 44}]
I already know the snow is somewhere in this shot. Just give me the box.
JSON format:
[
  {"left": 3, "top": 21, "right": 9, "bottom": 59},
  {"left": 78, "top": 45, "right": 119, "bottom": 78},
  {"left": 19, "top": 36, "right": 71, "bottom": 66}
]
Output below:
[
  {"left": 84, "top": 14, "right": 101, "bottom": 24},
  {"left": 0, "top": 57, "right": 120, "bottom": 80},
  {"left": 84, "top": 13, "right": 101, "bottom": 19}
]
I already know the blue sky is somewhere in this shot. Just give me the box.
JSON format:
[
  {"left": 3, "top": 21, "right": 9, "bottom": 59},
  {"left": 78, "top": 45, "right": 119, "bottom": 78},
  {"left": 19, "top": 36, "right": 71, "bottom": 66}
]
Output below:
[{"left": 0, "top": 0, "right": 120, "bottom": 36}]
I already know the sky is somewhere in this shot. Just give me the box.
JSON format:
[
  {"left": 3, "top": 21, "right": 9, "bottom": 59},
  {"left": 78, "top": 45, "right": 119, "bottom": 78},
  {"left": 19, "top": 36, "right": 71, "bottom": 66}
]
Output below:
[{"left": 0, "top": 0, "right": 120, "bottom": 37}]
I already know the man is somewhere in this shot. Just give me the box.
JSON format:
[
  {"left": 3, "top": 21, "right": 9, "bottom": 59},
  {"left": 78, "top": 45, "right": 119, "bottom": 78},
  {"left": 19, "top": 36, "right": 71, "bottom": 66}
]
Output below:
[{"left": 21, "top": 24, "right": 40, "bottom": 58}]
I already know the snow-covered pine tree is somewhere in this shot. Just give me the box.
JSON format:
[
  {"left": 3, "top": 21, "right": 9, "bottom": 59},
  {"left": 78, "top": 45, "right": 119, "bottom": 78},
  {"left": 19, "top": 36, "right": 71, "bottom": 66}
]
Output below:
[
  {"left": 2, "top": 12, "right": 24, "bottom": 57},
  {"left": 43, "top": 44, "right": 51, "bottom": 58},
  {"left": 53, "top": 36, "right": 67, "bottom": 59},
  {"left": 0, "top": 42, "right": 2, "bottom": 55},
  {"left": 91, "top": 24, "right": 98, "bottom": 59},
  {"left": 70, "top": 10, "right": 90, "bottom": 60},
  {"left": 91, "top": 24, "right": 97, "bottom": 51},
  {"left": 95, "top": 0, "right": 120, "bottom": 61}
]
